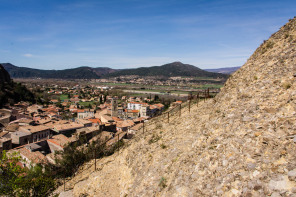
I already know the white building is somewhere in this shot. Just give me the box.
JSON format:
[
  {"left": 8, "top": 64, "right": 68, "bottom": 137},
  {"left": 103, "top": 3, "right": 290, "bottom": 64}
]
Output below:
[
  {"left": 77, "top": 109, "right": 95, "bottom": 119},
  {"left": 127, "top": 102, "right": 147, "bottom": 111}
]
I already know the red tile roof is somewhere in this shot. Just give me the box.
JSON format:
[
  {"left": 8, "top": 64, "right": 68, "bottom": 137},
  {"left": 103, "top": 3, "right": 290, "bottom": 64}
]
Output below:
[
  {"left": 128, "top": 102, "right": 147, "bottom": 105},
  {"left": 116, "top": 120, "right": 135, "bottom": 128},
  {"left": 88, "top": 118, "right": 101, "bottom": 124},
  {"left": 18, "top": 147, "right": 48, "bottom": 164},
  {"left": 112, "top": 117, "right": 123, "bottom": 122},
  {"left": 47, "top": 134, "right": 71, "bottom": 149}
]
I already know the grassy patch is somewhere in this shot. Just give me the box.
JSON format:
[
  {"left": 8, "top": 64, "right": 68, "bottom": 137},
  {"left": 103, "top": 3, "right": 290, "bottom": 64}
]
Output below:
[
  {"left": 198, "top": 84, "right": 224, "bottom": 89},
  {"left": 60, "top": 94, "right": 69, "bottom": 101},
  {"left": 160, "top": 144, "right": 167, "bottom": 149},
  {"left": 149, "top": 134, "right": 161, "bottom": 144},
  {"left": 283, "top": 82, "right": 291, "bottom": 89},
  {"left": 155, "top": 123, "right": 163, "bottom": 129},
  {"left": 79, "top": 101, "right": 95, "bottom": 107},
  {"left": 159, "top": 177, "right": 167, "bottom": 189}
]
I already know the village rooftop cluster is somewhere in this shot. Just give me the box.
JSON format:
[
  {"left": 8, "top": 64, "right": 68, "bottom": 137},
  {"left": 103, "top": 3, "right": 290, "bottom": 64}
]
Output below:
[{"left": 0, "top": 84, "right": 182, "bottom": 168}]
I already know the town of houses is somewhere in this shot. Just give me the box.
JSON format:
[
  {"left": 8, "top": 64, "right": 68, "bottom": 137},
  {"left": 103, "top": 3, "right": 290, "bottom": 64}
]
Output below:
[{"left": 0, "top": 85, "right": 177, "bottom": 168}]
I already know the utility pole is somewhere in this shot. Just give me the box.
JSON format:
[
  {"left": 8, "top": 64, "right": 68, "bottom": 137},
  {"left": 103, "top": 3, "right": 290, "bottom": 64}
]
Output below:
[
  {"left": 117, "top": 134, "right": 119, "bottom": 154},
  {"left": 179, "top": 104, "right": 181, "bottom": 117}
]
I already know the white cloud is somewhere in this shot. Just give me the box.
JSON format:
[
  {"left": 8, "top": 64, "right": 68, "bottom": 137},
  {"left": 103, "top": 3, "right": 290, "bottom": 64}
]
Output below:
[{"left": 23, "top": 53, "right": 34, "bottom": 58}]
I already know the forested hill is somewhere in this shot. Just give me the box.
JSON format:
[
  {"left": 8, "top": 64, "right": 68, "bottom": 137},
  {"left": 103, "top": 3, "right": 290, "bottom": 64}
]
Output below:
[
  {"left": 105, "top": 62, "right": 227, "bottom": 78},
  {"left": 1, "top": 62, "right": 228, "bottom": 79},
  {"left": 0, "top": 64, "right": 35, "bottom": 107},
  {"left": 1, "top": 63, "right": 115, "bottom": 79}
]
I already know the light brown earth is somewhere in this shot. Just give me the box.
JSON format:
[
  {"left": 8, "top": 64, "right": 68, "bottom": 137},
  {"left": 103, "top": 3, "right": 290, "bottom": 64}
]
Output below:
[{"left": 57, "top": 17, "right": 296, "bottom": 197}]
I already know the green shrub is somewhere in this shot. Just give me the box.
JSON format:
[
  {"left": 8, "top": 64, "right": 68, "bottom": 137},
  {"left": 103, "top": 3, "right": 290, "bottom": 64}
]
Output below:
[
  {"left": 160, "top": 144, "right": 167, "bottom": 149},
  {"left": 155, "top": 123, "right": 163, "bottom": 129},
  {"left": 159, "top": 177, "right": 167, "bottom": 188},
  {"left": 149, "top": 134, "right": 161, "bottom": 144},
  {"left": 0, "top": 151, "right": 56, "bottom": 197},
  {"left": 283, "top": 83, "right": 291, "bottom": 89}
]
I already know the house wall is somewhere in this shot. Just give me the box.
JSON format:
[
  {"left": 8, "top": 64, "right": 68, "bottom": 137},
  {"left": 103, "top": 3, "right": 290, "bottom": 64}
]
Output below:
[
  {"left": 78, "top": 112, "right": 85, "bottom": 119},
  {"left": 47, "top": 141, "right": 63, "bottom": 153},
  {"left": 78, "top": 111, "right": 94, "bottom": 119},
  {"left": 140, "top": 106, "right": 150, "bottom": 117},
  {"left": 84, "top": 123, "right": 92, "bottom": 127},
  {"left": 117, "top": 126, "right": 128, "bottom": 132},
  {"left": 11, "top": 134, "right": 32, "bottom": 145},
  {"left": 20, "top": 135, "right": 32, "bottom": 145},
  {"left": 127, "top": 103, "right": 142, "bottom": 110},
  {"left": 2, "top": 139, "right": 12, "bottom": 150},
  {"left": 32, "top": 129, "right": 51, "bottom": 142},
  {"left": 0, "top": 109, "right": 11, "bottom": 126}
]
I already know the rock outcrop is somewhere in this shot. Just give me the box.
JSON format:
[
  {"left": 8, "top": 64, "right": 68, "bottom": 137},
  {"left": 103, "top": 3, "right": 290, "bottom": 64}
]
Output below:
[{"left": 58, "top": 18, "right": 296, "bottom": 197}]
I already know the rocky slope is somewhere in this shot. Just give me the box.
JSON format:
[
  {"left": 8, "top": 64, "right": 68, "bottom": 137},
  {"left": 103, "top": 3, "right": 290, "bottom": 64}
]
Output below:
[{"left": 57, "top": 18, "right": 296, "bottom": 197}]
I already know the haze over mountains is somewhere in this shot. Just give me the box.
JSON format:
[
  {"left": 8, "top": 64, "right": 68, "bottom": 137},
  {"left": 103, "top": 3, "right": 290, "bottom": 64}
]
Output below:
[
  {"left": 205, "top": 66, "right": 240, "bottom": 74},
  {"left": 1, "top": 62, "right": 229, "bottom": 79}
]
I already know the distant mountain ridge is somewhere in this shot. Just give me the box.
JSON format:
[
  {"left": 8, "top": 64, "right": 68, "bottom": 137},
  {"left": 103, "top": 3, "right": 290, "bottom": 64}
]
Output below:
[
  {"left": 205, "top": 66, "right": 240, "bottom": 74},
  {"left": 106, "top": 62, "right": 227, "bottom": 78},
  {"left": 1, "top": 63, "right": 116, "bottom": 79},
  {"left": 1, "top": 62, "right": 228, "bottom": 79}
]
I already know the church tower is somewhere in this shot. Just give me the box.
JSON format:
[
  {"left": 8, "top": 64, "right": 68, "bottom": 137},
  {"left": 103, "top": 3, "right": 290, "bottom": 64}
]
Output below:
[{"left": 111, "top": 98, "right": 118, "bottom": 117}]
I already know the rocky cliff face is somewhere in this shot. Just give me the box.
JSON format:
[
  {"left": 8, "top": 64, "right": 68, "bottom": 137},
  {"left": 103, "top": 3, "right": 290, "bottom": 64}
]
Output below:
[{"left": 58, "top": 18, "right": 296, "bottom": 197}]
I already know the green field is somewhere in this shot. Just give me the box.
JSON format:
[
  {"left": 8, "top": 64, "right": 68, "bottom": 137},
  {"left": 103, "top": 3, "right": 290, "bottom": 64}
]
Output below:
[
  {"left": 134, "top": 89, "right": 189, "bottom": 94},
  {"left": 96, "top": 82, "right": 223, "bottom": 90},
  {"left": 96, "top": 82, "right": 135, "bottom": 86},
  {"left": 195, "top": 84, "right": 223, "bottom": 89},
  {"left": 78, "top": 101, "right": 96, "bottom": 107},
  {"left": 60, "top": 94, "right": 69, "bottom": 101}
]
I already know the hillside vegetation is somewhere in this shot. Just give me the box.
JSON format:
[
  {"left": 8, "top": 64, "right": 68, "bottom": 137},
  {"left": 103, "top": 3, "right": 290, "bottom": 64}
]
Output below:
[
  {"left": 0, "top": 64, "right": 35, "bottom": 107},
  {"left": 56, "top": 18, "right": 296, "bottom": 197}
]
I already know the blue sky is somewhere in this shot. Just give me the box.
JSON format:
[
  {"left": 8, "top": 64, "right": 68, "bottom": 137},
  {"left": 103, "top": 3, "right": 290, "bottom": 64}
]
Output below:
[{"left": 0, "top": 0, "right": 295, "bottom": 70}]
